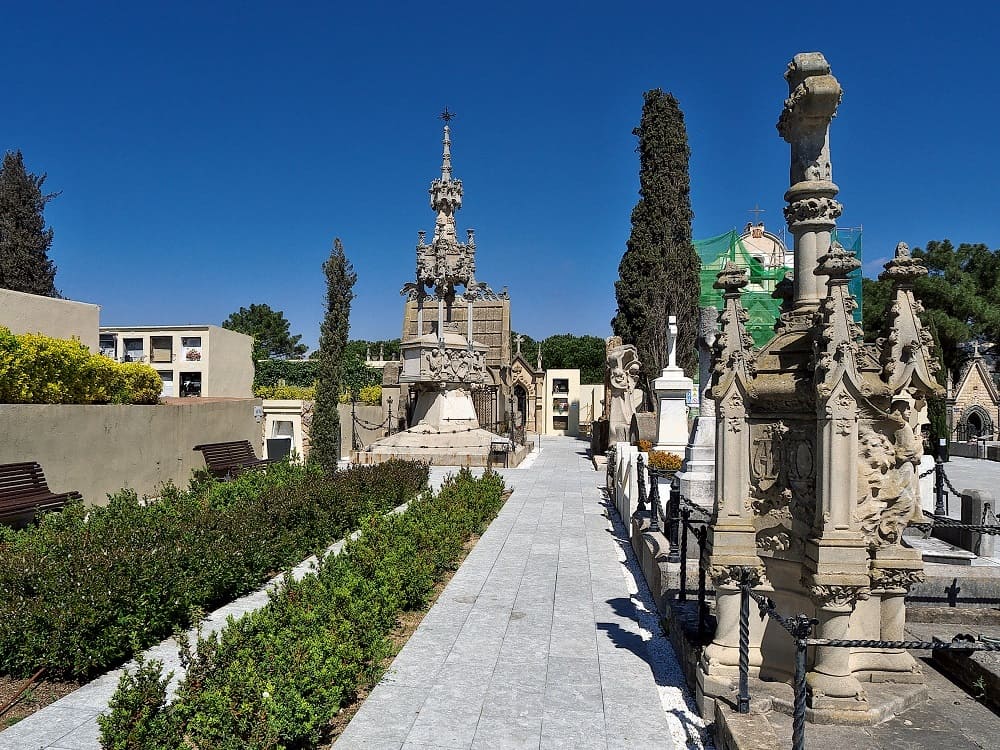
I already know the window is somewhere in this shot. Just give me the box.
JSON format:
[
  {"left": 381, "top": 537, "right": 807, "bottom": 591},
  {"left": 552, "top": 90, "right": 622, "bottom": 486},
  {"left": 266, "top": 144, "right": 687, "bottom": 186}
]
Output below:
[
  {"left": 552, "top": 416, "right": 569, "bottom": 431},
  {"left": 123, "top": 338, "right": 144, "bottom": 362},
  {"left": 99, "top": 334, "right": 117, "bottom": 359},
  {"left": 552, "top": 378, "right": 569, "bottom": 394},
  {"left": 181, "top": 337, "right": 203, "bottom": 362},
  {"left": 150, "top": 336, "right": 173, "bottom": 363},
  {"left": 158, "top": 370, "right": 175, "bottom": 397},
  {"left": 180, "top": 372, "right": 202, "bottom": 397}
]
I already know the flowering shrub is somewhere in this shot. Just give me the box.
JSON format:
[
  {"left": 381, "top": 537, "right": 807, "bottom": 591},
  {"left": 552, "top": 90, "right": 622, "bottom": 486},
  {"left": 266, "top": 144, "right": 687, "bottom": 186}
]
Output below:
[
  {"left": 254, "top": 383, "right": 317, "bottom": 400},
  {"left": 0, "top": 327, "right": 160, "bottom": 404},
  {"left": 99, "top": 470, "right": 506, "bottom": 749},
  {"left": 338, "top": 384, "right": 382, "bottom": 404},
  {"left": 0, "top": 459, "right": 429, "bottom": 680},
  {"left": 648, "top": 450, "right": 683, "bottom": 471}
]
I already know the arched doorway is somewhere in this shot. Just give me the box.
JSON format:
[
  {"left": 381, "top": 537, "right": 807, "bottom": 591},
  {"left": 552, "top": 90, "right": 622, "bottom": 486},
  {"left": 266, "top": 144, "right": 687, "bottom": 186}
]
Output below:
[
  {"left": 961, "top": 405, "right": 993, "bottom": 441},
  {"left": 513, "top": 384, "right": 527, "bottom": 428}
]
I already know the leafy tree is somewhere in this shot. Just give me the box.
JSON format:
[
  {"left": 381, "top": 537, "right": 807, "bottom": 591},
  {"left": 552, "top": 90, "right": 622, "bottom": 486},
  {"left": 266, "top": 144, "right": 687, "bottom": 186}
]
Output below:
[
  {"left": 222, "top": 303, "right": 308, "bottom": 360},
  {"left": 861, "top": 240, "right": 1000, "bottom": 378},
  {"left": 0, "top": 150, "right": 59, "bottom": 296},
  {"left": 309, "top": 238, "right": 356, "bottom": 473},
  {"left": 511, "top": 331, "right": 606, "bottom": 383},
  {"left": 612, "top": 89, "right": 700, "bottom": 382}
]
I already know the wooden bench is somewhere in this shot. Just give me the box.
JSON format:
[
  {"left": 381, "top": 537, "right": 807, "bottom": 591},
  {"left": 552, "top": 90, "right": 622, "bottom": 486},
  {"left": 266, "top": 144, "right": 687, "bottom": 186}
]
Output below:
[
  {"left": 0, "top": 462, "right": 81, "bottom": 525},
  {"left": 193, "top": 440, "right": 275, "bottom": 479}
]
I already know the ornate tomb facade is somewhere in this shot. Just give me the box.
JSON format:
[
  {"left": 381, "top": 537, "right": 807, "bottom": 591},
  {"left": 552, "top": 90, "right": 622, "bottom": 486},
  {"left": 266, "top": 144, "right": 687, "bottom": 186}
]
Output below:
[{"left": 700, "top": 53, "right": 942, "bottom": 718}]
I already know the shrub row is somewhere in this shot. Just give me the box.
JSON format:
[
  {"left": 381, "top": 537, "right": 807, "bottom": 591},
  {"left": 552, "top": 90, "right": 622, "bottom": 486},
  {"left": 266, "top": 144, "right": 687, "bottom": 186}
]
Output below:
[
  {"left": 98, "top": 469, "right": 506, "bottom": 750},
  {"left": 0, "top": 327, "right": 161, "bottom": 404},
  {"left": 0, "top": 459, "right": 429, "bottom": 680},
  {"left": 253, "top": 383, "right": 383, "bottom": 404}
]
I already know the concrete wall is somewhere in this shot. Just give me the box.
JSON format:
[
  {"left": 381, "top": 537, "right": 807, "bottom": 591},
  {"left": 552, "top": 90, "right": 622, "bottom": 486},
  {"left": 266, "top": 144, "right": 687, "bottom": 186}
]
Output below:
[
  {"left": 260, "top": 400, "right": 387, "bottom": 461},
  {"left": 206, "top": 326, "right": 253, "bottom": 397},
  {"left": 0, "top": 289, "right": 100, "bottom": 351},
  {"left": 0, "top": 400, "right": 261, "bottom": 505}
]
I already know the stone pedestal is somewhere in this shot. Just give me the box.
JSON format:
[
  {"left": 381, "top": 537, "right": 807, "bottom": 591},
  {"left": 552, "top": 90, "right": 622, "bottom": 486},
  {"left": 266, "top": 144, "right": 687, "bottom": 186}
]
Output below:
[
  {"left": 677, "top": 307, "right": 717, "bottom": 509},
  {"left": 653, "top": 365, "right": 693, "bottom": 455}
]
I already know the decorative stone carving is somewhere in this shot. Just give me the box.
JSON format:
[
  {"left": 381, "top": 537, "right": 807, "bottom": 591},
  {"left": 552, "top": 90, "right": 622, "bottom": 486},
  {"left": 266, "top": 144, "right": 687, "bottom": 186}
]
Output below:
[
  {"left": 869, "top": 567, "right": 926, "bottom": 593},
  {"left": 606, "top": 337, "right": 642, "bottom": 443},
  {"left": 710, "top": 564, "right": 766, "bottom": 589},
  {"left": 807, "top": 583, "right": 871, "bottom": 611}
]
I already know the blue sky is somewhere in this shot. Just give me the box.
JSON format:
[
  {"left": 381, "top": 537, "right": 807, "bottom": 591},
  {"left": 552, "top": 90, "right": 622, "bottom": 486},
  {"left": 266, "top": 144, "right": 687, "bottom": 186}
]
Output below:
[{"left": 4, "top": 2, "right": 998, "bottom": 352}]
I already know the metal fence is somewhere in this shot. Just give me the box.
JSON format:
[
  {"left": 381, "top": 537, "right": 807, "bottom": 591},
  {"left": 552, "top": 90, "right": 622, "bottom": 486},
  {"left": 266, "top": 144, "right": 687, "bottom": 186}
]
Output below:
[{"left": 619, "top": 453, "right": 1000, "bottom": 750}]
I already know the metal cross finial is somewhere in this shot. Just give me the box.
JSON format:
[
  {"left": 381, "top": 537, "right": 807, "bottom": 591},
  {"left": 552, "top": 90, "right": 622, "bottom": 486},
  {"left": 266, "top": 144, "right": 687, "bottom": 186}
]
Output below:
[
  {"left": 748, "top": 203, "right": 766, "bottom": 222},
  {"left": 440, "top": 107, "right": 456, "bottom": 123}
]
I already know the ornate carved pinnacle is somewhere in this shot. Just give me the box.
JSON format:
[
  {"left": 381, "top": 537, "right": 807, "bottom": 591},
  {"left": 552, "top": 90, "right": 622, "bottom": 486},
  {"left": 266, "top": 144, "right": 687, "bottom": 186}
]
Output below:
[
  {"left": 815, "top": 241, "right": 861, "bottom": 279},
  {"left": 879, "top": 241, "right": 929, "bottom": 285},
  {"left": 777, "top": 52, "right": 843, "bottom": 143},
  {"left": 714, "top": 261, "right": 749, "bottom": 294}
]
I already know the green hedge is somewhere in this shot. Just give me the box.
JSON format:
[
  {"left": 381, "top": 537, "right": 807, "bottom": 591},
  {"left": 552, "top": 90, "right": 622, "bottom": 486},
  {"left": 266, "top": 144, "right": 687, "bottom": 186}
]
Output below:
[
  {"left": 0, "top": 327, "right": 161, "bottom": 404},
  {"left": 0, "top": 460, "right": 429, "bottom": 680},
  {"left": 98, "top": 469, "right": 506, "bottom": 750}
]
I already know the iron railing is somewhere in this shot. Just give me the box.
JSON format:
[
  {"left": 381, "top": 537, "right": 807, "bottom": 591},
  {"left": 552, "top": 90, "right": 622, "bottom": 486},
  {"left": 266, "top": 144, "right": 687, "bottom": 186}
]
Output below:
[{"left": 623, "top": 452, "right": 1000, "bottom": 750}]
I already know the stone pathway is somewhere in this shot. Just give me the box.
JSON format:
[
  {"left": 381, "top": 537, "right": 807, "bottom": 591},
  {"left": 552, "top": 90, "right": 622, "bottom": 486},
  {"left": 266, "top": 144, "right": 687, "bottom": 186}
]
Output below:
[
  {"left": 335, "top": 437, "right": 697, "bottom": 750},
  {"left": 0, "top": 437, "right": 700, "bottom": 749}
]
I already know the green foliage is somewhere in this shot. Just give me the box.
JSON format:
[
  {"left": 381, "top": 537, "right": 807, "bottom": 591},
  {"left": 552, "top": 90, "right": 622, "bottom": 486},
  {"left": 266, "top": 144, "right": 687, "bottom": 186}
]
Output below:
[
  {"left": 613, "top": 89, "right": 700, "bottom": 382},
  {"left": 0, "top": 150, "right": 58, "bottom": 297},
  {"left": 340, "top": 384, "right": 381, "bottom": 404},
  {"left": 511, "top": 331, "right": 606, "bottom": 384},
  {"left": 252, "top": 359, "right": 319, "bottom": 390},
  {"left": 254, "top": 383, "right": 317, "bottom": 400},
  {"left": 861, "top": 240, "right": 1000, "bottom": 379},
  {"left": 222, "top": 303, "right": 308, "bottom": 360},
  {"left": 97, "top": 653, "right": 179, "bottom": 750},
  {"left": 0, "top": 327, "right": 160, "bottom": 404},
  {"left": 340, "top": 353, "right": 381, "bottom": 394},
  {"left": 0, "top": 459, "right": 428, "bottom": 680},
  {"left": 310, "top": 238, "right": 356, "bottom": 473},
  {"left": 99, "top": 470, "right": 506, "bottom": 750}
]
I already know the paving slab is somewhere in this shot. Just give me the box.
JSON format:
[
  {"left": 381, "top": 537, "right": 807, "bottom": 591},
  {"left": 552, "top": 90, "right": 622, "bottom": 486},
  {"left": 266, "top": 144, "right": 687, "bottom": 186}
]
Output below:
[{"left": 337, "top": 437, "right": 698, "bottom": 750}]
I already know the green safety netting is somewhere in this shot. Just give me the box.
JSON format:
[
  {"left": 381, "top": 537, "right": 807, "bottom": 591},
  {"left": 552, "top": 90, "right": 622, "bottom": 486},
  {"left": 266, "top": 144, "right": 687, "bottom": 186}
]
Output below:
[{"left": 695, "top": 228, "right": 862, "bottom": 349}]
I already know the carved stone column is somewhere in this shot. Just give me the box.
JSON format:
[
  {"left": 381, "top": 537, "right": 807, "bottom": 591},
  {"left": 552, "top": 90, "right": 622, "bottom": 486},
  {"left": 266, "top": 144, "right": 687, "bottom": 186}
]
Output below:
[
  {"left": 778, "top": 52, "right": 843, "bottom": 315},
  {"left": 859, "top": 559, "right": 926, "bottom": 681},
  {"left": 806, "top": 582, "right": 869, "bottom": 708}
]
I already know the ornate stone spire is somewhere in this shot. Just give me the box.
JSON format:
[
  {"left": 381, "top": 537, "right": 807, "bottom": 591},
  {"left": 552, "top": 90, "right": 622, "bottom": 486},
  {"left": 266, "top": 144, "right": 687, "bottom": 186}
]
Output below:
[
  {"left": 429, "top": 114, "right": 463, "bottom": 247},
  {"left": 778, "top": 52, "right": 843, "bottom": 314}
]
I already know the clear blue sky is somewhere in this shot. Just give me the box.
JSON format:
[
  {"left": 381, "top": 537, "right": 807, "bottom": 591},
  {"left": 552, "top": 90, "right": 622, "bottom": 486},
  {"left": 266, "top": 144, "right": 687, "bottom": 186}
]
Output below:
[{"left": 4, "top": 2, "right": 998, "bottom": 352}]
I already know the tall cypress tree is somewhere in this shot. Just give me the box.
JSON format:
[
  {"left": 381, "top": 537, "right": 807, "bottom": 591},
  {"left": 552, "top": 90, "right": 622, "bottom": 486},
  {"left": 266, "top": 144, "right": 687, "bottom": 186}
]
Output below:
[
  {"left": 0, "top": 151, "right": 59, "bottom": 296},
  {"left": 309, "top": 238, "right": 356, "bottom": 473},
  {"left": 612, "top": 89, "right": 700, "bottom": 382}
]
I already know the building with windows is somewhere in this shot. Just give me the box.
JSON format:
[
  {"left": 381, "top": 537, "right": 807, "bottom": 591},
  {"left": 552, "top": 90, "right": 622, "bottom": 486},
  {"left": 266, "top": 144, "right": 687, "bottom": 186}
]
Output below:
[{"left": 98, "top": 324, "right": 253, "bottom": 398}]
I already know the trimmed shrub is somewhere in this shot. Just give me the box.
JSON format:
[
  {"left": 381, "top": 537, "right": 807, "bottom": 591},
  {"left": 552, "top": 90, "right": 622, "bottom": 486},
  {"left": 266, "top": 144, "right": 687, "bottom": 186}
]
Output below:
[
  {"left": 254, "top": 383, "right": 316, "bottom": 400},
  {"left": 0, "top": 459, "right": 429, "bottom": 680},
  {"left": 99, "top": 470, "right": 506, "bottom": 750},
  {"left": 0, "top": 326, "right": 160, "bottom": 404}
]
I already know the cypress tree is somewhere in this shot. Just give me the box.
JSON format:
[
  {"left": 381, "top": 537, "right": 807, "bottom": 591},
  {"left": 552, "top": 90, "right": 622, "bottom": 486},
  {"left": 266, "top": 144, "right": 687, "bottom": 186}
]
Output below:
[
  {"left": 309, "top": 238, "right": 356, "bottom": 473},
  {"left": 0, "top": 151, "right": 59, "bottom": 296},
  {"left": 612, "top": 89, "right": 700, "bottom": 382}
]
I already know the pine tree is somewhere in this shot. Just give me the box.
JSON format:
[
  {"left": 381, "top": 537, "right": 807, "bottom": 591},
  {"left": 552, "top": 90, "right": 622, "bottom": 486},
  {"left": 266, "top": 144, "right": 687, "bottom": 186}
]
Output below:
[
  {"left": 612, "top": 89, "right": 700, "bottom": 382},
  {"left": 0, "top": 151, "right": 59, "bottom": 296},
  {"left": 309, "top": 238, "right": 356, "bottom": 473}
]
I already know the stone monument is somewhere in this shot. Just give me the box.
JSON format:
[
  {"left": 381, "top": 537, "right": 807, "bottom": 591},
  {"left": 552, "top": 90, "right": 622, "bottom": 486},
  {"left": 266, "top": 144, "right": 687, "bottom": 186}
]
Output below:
[
  {"left": 356, "top": 117, "right": 528, "bottom": 466},
  {"left": 677, "top": 307, "right": 718, "bottom": 509},
  {"left": 652, "top": 315, "right": 694, "bottom": 455},
  {"left": 605, "top": 336, "right": 642, "bottom": 443},
  {"left": 699, "top": 53, "right": 943, "bottom": 718}
]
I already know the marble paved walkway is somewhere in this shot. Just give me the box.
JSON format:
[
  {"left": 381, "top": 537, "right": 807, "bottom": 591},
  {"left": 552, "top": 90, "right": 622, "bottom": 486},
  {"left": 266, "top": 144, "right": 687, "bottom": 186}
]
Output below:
[{"left": 335, "top": 437, "right": 678, "bottom": 749}]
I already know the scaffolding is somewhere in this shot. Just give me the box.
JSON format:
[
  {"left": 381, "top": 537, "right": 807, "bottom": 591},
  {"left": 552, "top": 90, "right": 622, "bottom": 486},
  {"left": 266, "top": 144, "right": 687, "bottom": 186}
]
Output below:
[{"left": 695, "top": 227, "right": 863, "bottom": 349}]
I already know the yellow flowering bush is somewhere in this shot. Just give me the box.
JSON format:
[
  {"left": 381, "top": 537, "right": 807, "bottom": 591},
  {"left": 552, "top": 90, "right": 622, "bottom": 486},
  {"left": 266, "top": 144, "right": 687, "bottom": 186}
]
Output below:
[
  {"left": 339, "top": 384, "right": 382, "bottom": 404},
  {"left": 254, "top": 383, "right": 317, "bottom": 400},
  {"left": 0, "top": 327, "right": 160, "bottom": 404}
]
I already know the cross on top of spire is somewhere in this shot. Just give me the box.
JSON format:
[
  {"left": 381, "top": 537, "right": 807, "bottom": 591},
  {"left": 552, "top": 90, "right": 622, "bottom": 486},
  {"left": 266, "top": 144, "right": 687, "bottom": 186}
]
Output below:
[{"left": 439, "top": 107, "right": 456, "bottom": 123}]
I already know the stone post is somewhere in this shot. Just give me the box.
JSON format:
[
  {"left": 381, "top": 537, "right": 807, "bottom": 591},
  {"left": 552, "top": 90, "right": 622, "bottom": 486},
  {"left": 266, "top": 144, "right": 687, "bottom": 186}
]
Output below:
[
  {"left": 653, "top": 315, "right": 694, "bottom": 455},
  {"left": 777, "top": 52, "right": 843, "bottom": 315},
  {"left": 678, "top": 307, "right": 718, "bottom": 509}
]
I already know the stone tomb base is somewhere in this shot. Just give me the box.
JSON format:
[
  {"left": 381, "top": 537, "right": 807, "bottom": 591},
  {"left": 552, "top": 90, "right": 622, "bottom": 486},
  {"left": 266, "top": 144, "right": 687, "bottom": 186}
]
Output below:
[{"left": 352, "top": 423, "right": 532, "bottom": 467}]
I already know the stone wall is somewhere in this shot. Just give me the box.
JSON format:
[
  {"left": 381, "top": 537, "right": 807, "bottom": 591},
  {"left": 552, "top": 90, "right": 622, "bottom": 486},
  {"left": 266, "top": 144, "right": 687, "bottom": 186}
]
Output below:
[
  {"left": 0, "top": 289, "right": 101, "bottom": 351},
  {"left": 0, "top": 400, "right": 261, "bottom": 505}
]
